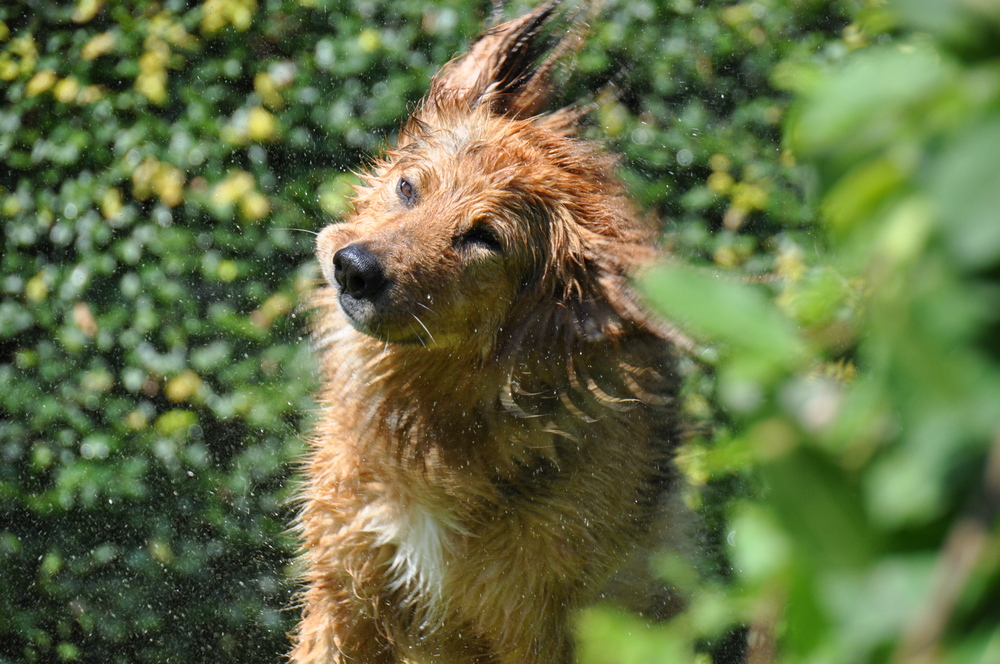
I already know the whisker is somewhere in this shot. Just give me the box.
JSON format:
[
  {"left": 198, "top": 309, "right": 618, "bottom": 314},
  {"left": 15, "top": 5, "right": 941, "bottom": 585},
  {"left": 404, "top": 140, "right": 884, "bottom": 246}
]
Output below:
[
  {"left": 410, "top": 313, "right": 436, "bottom": 346},
  {"left": 272, "top": 227, "right": 319, "bottom": 236},
  {"left": 375, "top": 339, "right": 391, "bottom": 373}
]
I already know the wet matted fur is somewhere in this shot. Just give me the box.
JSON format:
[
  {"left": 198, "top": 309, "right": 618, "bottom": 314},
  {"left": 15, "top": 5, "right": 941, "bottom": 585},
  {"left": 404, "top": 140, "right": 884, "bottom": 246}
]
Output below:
[{"left": 293, "top": 2, "right": 687, "bottom": 662}]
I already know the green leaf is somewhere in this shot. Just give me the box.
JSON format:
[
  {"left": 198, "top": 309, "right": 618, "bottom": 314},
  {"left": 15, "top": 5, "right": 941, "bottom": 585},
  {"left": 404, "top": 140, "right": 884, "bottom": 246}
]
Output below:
[
  {"left": 642, "top": 263, "right": 808, "bottom": 379},
  {"left": 790, "top": 45, "right": 947, "bottom": 156},
  {"left": 929, "top": 118, "right": 1000, "bottom": 268}
]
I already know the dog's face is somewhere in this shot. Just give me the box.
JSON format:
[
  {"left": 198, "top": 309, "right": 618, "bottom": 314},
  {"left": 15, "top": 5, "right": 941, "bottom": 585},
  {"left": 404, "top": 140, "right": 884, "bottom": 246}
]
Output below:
[
  {"left": 317, "top": 109, "right": 553, "bottom": 350},
  {"left": 316, "top": 2, "right": 648, "bottom": 354}
]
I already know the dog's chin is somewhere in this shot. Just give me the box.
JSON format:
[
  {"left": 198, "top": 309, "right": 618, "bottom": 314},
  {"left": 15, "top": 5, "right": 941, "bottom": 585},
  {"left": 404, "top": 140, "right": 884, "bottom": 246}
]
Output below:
[{"left": 338, "top": 292, "right": 425, "bottom": 345}]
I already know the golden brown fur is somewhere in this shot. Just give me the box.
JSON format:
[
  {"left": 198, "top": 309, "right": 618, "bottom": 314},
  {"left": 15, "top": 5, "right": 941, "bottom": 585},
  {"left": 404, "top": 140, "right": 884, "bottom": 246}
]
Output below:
[{"left": 293, "top": 3, "right": 686, "bottom": 662}]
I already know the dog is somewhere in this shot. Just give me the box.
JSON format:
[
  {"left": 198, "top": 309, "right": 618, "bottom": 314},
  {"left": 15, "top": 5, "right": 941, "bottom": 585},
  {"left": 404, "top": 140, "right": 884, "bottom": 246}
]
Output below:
[{"left": 293, "top": 2, "right": 687, "bottom": 662}]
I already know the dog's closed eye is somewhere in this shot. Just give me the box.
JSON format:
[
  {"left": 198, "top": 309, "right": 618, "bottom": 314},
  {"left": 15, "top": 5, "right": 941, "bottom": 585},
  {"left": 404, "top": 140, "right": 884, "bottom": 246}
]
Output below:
[
  {"left": 456, "top": 224, "right": 503, "bottom": 254},
  {"left": 397, "top": 177, "right": 418, "bottom": 207}
]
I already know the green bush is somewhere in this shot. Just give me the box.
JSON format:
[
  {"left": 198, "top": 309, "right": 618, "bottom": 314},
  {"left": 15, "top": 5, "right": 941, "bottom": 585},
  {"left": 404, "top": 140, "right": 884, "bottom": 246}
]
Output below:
[
  {"left": 645, "top": 1, "right": 1000, "bottom": 662},
  {"left": 9, "top": 0, "right": 997, "bottom": 663}
]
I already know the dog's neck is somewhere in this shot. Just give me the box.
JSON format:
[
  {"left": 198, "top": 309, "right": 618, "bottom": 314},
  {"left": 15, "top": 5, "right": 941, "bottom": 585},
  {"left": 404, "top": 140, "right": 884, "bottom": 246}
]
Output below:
[
  {"left": 334, "top": 320, "right": 620, "bottom": 469},
  {"left": 348, "top": 330, "right": 538, "bottom": 421},
  {"left": 313, "top": 282, "right": 673, "bottom": 486}
]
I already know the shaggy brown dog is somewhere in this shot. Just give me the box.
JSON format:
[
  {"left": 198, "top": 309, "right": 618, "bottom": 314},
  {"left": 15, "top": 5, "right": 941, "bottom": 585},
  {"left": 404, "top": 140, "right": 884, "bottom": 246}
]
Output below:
[{"left": 293, "top": 3, "right": 686, "bottom": 662}]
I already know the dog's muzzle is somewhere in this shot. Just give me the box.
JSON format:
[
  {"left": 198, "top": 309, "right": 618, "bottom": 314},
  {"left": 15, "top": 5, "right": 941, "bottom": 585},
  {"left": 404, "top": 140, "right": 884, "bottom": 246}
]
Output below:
[{"left": 332, "top": 243, "right": 388, "bottom": 330}]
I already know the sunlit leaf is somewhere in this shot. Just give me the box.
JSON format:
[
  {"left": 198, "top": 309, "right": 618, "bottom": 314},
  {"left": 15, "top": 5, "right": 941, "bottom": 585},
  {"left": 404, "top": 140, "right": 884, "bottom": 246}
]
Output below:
[{"left": 642, "top": 262, "right": 808, "bottom": 378}]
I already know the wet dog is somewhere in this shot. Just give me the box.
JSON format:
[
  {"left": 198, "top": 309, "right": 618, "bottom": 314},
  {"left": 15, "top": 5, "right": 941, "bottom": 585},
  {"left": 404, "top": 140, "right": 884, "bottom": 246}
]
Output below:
[{"left": 293, "top": 2, "right": 686, "bottom": 662}]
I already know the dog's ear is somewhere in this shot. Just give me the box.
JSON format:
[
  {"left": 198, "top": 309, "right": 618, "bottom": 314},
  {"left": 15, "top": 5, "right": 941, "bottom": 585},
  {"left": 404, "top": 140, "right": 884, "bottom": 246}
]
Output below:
[{"left": 429, "top": 0, "right": 590, "bottom": 118}]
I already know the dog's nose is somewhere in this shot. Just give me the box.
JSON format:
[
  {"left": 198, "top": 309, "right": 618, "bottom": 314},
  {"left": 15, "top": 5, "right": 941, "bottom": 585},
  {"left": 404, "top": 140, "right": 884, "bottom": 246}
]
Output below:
[{"left": 333, "top": 244, "right": 387, "bottom": 299}]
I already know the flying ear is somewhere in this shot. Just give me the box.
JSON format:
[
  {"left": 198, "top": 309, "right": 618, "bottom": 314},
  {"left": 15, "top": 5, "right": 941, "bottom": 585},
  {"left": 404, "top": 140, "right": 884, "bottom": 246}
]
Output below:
[{"left": 428, "top": 0, "right": 591, "bottom": 118}]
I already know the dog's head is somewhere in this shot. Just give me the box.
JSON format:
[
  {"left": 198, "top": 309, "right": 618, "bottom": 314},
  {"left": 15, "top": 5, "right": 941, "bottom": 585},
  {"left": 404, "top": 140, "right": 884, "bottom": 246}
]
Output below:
[{"left": 317, "top": 1, "right": 656, "bottom": 356}]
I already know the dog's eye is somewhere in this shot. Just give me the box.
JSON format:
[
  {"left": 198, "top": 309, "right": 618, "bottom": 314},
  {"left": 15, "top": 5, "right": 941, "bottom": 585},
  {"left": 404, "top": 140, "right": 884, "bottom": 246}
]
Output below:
[
  {"left": 456, "top": 225, "right": 503, "bottom": 254},
  {"left": 397, "top": 178, "right": 417, "bottom": 207}
]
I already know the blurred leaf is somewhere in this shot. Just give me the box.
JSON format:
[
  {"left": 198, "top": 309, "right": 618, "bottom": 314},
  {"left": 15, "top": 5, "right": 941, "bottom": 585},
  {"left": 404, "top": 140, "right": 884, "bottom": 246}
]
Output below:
[
  {"left": 819, "top": 556, "right": 935, "bottom": 660},
  {"left": 642, "top": 263, "right": 808, "bottom": 380},
  {"left": 576, "top": 607, "right": 692, "bottom": 664},
  {"left": 929, "top": 118, "right": 1000, "bottom": 268},
  {"left": 762, "top": 450, "right": 874, "bottom": 571},
  {"left": 789, "top": 44, "right": 947, "bottom": 157}
]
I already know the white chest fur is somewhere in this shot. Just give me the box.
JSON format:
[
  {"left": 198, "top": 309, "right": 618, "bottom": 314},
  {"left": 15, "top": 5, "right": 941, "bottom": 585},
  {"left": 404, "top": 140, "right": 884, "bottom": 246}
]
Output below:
[{"left": 357, "top": 497, "right": 461, "bottom": 609}]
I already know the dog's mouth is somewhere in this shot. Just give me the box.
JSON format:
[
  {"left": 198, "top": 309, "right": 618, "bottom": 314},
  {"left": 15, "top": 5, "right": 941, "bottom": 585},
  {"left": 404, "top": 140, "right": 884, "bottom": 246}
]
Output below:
[
  {"left": 336, "top": 289, "right": 379, "bottom": 332},
  {"left": 337, "top": 290, "right": 436, "bottom": 346},
  {"left": 334, "top": 288, "right": 418, "bottom": 341}
]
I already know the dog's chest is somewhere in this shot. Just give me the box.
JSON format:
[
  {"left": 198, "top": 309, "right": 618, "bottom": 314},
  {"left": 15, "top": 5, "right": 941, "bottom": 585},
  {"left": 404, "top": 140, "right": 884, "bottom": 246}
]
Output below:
[{"left": 359, "top": 496, "right": 461, "bottom": 603}]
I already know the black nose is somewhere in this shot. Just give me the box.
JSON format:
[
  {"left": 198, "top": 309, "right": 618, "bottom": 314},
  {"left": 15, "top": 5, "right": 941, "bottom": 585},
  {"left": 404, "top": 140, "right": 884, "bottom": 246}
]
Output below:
[{"left": 333, "top": 244, "right": 387, "bottom": 299}]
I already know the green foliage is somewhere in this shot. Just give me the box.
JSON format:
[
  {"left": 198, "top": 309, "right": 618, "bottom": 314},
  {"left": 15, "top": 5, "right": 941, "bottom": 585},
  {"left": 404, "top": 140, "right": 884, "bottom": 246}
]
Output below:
[
  {"left": 5, "top": 0, "right": 997, "bottom": 663},
  {"left": 644, "top": 0, "right": 1000, "bottom": 662}
]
